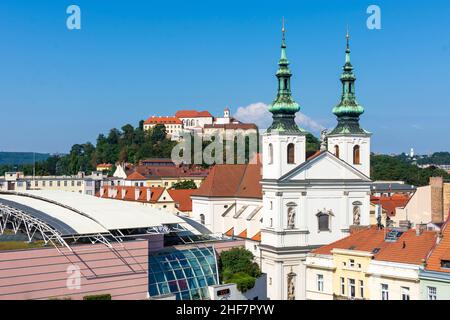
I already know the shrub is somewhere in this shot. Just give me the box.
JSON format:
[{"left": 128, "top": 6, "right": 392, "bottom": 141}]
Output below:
[
  {"left": 219, "top": 248, "right": 261, "bottom": 293},
  {"left": 83, "top": 294, "right": 112, "bottom": 300}
]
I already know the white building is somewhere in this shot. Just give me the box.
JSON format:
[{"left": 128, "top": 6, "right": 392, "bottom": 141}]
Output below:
[{"left": 258, "top": 29, "right": 372, "bottom": 300}]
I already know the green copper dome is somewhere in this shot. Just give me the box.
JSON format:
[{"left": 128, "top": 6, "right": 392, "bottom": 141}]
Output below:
[
  {"left": 267, "top": 23, "right": 303, "bottom": 134},
  {"left": 329, "top": 32, "right": 368, "bottom": 136}
]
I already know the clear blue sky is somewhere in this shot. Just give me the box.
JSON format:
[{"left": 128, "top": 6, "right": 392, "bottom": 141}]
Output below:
[{"left": 0, "top": 0, "right": 449, "bottom": 155}]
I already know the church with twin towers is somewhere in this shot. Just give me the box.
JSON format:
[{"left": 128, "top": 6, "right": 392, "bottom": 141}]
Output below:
[{"left": 260, "top": 24, "right": 372, "bottom": 300}]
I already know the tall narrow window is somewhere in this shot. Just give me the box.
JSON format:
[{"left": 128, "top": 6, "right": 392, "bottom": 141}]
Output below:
[
  {"left": 334, "top": 145, "right": 340, "bottom": 158},
  {"left": 381, "top": 284, "right": 389, "bottom": 300},
  {"left": 200, "top": 214, "right": 205, "bottom": 225},
  {"left": 359, "top": 280, "right": 364, "bottom": 299},
  {"left": 348, "top": 279, "right": 356, "bottom": 299},
  {"left": 353, "top": 145, "right": 360, "bottom": 165},
  {"left": 317, "top": 274, "right": 324, "bottom": 292},
  {"left": 268, "top": 143, "right": 273, "bottom": 165},
  {"left": 287, "top": 143, "right": 295, "bottom": 164},
  {"left": 340, "top": 277, "right": 345, "bottom": 295},
  {"left": 401, "top": 287, "right": 410, "bottom": 300}
]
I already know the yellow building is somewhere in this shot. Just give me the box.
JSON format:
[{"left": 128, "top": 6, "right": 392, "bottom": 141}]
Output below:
[{"left": 305, "top": 226, "right": 437, "bottom": 300}]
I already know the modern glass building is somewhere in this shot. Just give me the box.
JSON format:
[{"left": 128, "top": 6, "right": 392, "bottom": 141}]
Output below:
[{"left": 149, "top": 246, "right": 219, "bottom": 300}]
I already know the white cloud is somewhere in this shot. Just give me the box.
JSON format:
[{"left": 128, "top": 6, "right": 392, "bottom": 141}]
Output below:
[{"left": 234, "top": 102, "right": 325, "bottom": 133}]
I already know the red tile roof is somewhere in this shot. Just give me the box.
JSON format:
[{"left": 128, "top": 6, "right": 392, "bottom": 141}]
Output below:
[
  {"left": 237, "top": 229, "right": 247, "bottom": 239},
  {"left": 225, "top": 227, "right": 234, "bottom": 237},
  {"left": 313, "top": 226, "right": 437, "bottom": 265},
  {"left": 251, "top": 231, "right": 261, "bottom": 242},
  {"left": 191, "top": 162, "right": 262, "bottom": 199},
  {"left": 167, "top": 189, "right": 195, "bottom": 212},
  {"left": 425, "top": 215, "right": 450, "bottom": 273},
  {"left": 126, "top": 171, "right": 147, "bottom": 181},
  {"left": 128, "top": 165, "right": 210, "bottom": 179},
  {"left": 175, "top": 110, "right": 213, "bottom": 118},
  {"left": 144, "top": 116, "right": 182, "bottom": 125},
  {"left": 99, "top": 186, "right": 165, "bottom": 203},
  {"left": 203, "top": 123, "right": 258, "bottom": 130},
  {"left": 371, "top": 194, "right": 411, "bottom": 217},
  {"left": 96, "top": 163, "right": 112, "bottom": 168}
]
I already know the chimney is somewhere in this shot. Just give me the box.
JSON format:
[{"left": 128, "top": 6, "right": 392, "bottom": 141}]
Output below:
[
  {"left": 430, "top": 177, "right": 444, "bottom": 223},
  {"left": 121, "top": 187, "right": 126, "bottom": 199},
  {"left": 135, "top": 187, "right": 140, "bottom": 201},
  {"left": 147, "top": 188, "right": 152, "bottom": 202}
]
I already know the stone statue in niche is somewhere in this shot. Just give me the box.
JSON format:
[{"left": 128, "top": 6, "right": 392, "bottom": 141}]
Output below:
[
  {"left": 353, "top": 205, "right": 361, "bottom": 225},
  {"left": 287, "top": 271, "right": 296, "bottom": 300},
  {"left": 287, "top": 206, "right": 296, "bottom": 229}
]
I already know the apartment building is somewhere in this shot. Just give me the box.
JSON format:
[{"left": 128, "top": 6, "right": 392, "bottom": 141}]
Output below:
[{"left": 0, "top": 171, "right": 105, "bottom": 196}]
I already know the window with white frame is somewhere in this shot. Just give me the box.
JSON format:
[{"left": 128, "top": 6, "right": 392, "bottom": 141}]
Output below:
[
  {"left": 359, "top": 280, "right": 364, "bottom": 299},
  {"left": 427, "top": 286, "right": 437, "bottom": 300},
  {"left": 317, "top": 274, "right": 324, "bottom": 292},
  {"left": 401, "top": 287, "right": 410, "bottom": 300},
  {"left": 340, "top": 277, "right": 345, "bottom": 295},
  {"left": 381, "top": 284, "right": 389, "bottom": 300},
  {"left": 348, "top": 279, "right": 356, "bottom": 299}
]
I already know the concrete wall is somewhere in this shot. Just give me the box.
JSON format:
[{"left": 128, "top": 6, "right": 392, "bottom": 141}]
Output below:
[
  {"left": 395, "top": 186, "right": 431, "bottom": 225},
  {"left": 0, "top": 240, "right": 148, "bottom": 300}
]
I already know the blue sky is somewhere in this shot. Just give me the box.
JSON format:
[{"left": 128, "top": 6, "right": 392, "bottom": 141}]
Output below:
[{"left": 0, "top": 0, "right": 449, "bottom": 154}]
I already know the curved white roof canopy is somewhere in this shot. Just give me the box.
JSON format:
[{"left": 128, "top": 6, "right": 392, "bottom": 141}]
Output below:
[{"left": 0, "top": 190, "right": 186, "bottom": 235}]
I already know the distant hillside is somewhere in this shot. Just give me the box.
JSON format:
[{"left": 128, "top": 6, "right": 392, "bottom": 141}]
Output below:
[{"left": 0, "top": 152, "right": 51, "bottom": 165}]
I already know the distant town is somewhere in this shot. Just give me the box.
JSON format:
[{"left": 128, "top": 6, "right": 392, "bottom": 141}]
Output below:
[{"left": 1, "top": 24, "right": 450, "bottom": 303}]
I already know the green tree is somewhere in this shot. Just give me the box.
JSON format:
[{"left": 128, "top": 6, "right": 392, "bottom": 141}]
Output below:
[
  {"left": 171, "top": 180, "right": 197, "bottom": 190},
  {"left": 219, "top": 248, "right": 261, "bottom": 293}
]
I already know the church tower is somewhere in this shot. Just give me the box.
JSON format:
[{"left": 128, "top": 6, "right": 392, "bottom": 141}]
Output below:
[
  {"left": 262, "top": 21, "right": 306, "bottom": 180},
  {"left": 327, "top": 31, "right": 371, "bottom": 177}
]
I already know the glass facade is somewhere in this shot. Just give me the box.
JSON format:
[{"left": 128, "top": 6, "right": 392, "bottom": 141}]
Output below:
[{"left": 149, "top": 246, "right": 219, "bottom": 300}]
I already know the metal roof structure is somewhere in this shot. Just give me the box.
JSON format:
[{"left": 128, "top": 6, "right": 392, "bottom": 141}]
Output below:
[{"left": 0, "top": 190, "right": 193, "bottom": 251}]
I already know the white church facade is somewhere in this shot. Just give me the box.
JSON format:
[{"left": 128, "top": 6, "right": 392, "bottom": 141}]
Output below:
[{"left": 259, "top": 27, "right": 373, "bottom": 300}]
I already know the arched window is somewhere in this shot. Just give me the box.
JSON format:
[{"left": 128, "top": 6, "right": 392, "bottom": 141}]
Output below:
[
  {"left": 317, "top": 210, "right": 334, "bottom": 232},
  {"left": 353, "top": 145, "right": 361, "bottom": 165},
  {"left": 268, "top": 143, "right": 273, "bottom": 165},
  {"left": 200, "top": 214, "right": 205, "bottom": 225},
  {"left": 334, "top": 145, "right": 340, "bottom": 158},
  {"left": 287, "top": 143, "right": 295, "bottom": 164}
]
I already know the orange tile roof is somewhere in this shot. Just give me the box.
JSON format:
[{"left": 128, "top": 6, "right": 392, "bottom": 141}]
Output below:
[
  {"left": 144, "top": 116, "right": 182, "bottom": 125},
  {"left": 126, "top": 171, "right": 147, "bottom": 181},
  {"left": 370, "top": 194, "right": 411, "bottom": 217},
  {"left": 203, "top": 123, "right": 258, "bottom": 130},
  {"left": 96, "top": 163, "right": 112, "bottom": 168},
  {"left": 251, "top": 231, "right": 261, "bottom": 242},
  {"left": 237, "top": 229, "right": 247, "bottom": 239},
  {"left": 167, "top": 189, "right": 195, "bottom": 212},
  {"left": 191, "top": 162, "right": 262, "bottom": 199},
  {"left": 313, "top": 226, "right": 437, "bottom": 265},
  {"left": 225, "top": 227, "right": 234, "bottom": 237},
  {"left": 175, "top": 110, "right": 213, "bottom": 118},
  {"left": 98, "top": 186, "right": 165, "bottom": 203},
  {"left": 306, "top": 150, "right": 322, "bottom": 161},
  {"left": 426, "top": 216, "right": 450, "bottom": 273}
]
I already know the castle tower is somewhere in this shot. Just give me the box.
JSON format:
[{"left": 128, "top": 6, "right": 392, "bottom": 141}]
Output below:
[{"left": 327, "top": 31, "right": 371, "bottom": 177}]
